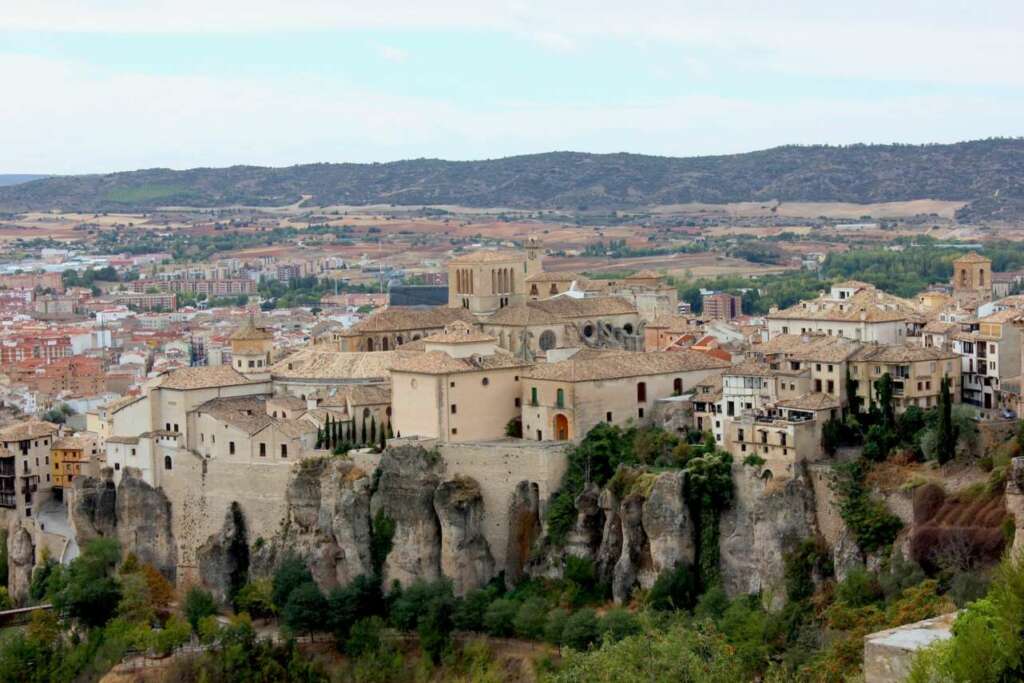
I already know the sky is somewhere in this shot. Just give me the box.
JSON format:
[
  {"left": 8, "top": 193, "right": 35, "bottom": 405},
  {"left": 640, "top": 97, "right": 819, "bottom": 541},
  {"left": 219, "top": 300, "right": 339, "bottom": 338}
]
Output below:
[{"left": 2, "top": 1, "right": 1023, "bottom": 174}]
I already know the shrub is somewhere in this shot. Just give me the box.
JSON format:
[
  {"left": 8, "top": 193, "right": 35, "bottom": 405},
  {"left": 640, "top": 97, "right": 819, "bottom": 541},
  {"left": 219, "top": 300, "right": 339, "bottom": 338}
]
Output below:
[
  {"left": 235, "top": 578, "right": 276, "bottom": 619},
  {"left": 183, "top": 587, "right": 218, "bottom": 632},
  {"left": 453, "top": 587, "right": 498, "bottom": 632},
  {"left": 598, "top": 608, "right": 640, "bottom": 643},
  {"left": 544, "top": 607, "right": 570, "bottom": 645},
  {"left": 513, "top": 598, "right": 548, "bottom": 640},
  {"left": 346, "top": 616, "right": 384, "bottom": 657},
  {"left": 836, "top": 568, "right": 883, "bottom": 608},
  {"left": 483, "top": 598, "right": 519, "bottom": 637},
  {"left": 282, "top": 582, "right": 327, "bottom": 637},
  {"left": 271, "top": 554, "right": 313, "bottom": 611},
  {"left": 390, "top": 580, "right": 453, "bottom": 632},
  {"left": 327, "top": 574, "right": 384, "bottom": 642},
  {"left": 418, "top": 588, "right": 455, "bottom": 664},
  {"left": 561, "top": 608, "right": 600, "bottom": 651},
  {"left": 948, "top": 570, "right": 991, "bottom": 608},
  {"left": 648, "top": 564, "right": 699, "bottom": 611}
]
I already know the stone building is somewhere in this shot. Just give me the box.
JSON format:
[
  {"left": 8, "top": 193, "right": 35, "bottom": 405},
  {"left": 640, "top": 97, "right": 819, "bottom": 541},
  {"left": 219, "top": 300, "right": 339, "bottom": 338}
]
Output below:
[
  {"left": 229, "top": 314, "right": 274, "bottom": 380},
  {"left": 952, "top": 251, "right": 991, "bottom": 301},
  {"left": 447, "top": 240, "right": 542, "bottom": 316},
  {"left": 337, "top": 307, "right": 477, "bottom": 352},
  {"left": 390, "top": 324, "right": 529, "bottom": 442},
  {"left": 848, "top": 345, "right": 961, "bottom": 412},
  {"left": 520, "top": 349, "right": 729, "bottom": 441},
  {"left": 766, "top": 282, "right": 916, "bottom": 344},
  {"left": 0, "top": 420, "right": 60, "bottom": 518}
]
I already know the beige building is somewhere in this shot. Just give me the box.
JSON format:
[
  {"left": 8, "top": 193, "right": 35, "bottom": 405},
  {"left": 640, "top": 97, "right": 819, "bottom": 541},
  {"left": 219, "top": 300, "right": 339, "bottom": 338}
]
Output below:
[
  {"left": 481, "top": 296, "right": 642, "bottom": 359},
  {"left": 389, "top": 324, "right": 530, "bottom": 442},
  {"left": 849, "top": 345, "right": 961, "bottom": 412},
  {"left": 954, "top": 308, "right": 1021, "bottom": 411},
  {"left": 0, "top": 420, "right": 60, "bottom": 517},
  {"left": 229, "top": 314, "right": 274, "bottom": 380},
  {"left": 952, "top": 252, "right": 992, "bottom": 300},
  {"left": 338, "top": 307, "right": 477, "bottom": 352},
  {"left": 766, "top": 282, "right": 915, "bottom": 344},
  {"left": 192, "top": 395, "right": 317, "bottom": 462},
  {"left": 521, "top": 350, "right": 729, "bottom": 442},
  {"left": 448, "top": 240, "right": 542, "bottom": 316}
]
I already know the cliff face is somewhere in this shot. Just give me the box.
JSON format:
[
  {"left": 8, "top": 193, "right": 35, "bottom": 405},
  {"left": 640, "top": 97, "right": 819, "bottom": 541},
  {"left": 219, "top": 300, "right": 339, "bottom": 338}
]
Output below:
[
  {"left": 68, "top": 468, "right": 176, "bottom": 579},
  {"left": 719, "top": 464, "right": 819, "bottom": 610},
  {"left": 265, "top": 447, "right": 496, "bottom": 596}
]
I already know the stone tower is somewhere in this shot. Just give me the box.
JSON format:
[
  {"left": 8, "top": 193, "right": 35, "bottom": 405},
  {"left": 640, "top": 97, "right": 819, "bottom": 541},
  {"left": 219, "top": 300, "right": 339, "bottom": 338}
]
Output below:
[
  {"left": 229, "top": 313, "right": 273, "bottom": 380},
  {"left": 951, "top": 252, "right": 991, "bottom": 301}
]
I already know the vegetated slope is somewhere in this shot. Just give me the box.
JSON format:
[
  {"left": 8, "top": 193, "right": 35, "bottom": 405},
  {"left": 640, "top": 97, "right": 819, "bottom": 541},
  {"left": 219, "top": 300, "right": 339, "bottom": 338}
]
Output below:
[
  {"left": 0, "top": 174, "right": 49, "bottom": 187},
  {"left": 1, "top": 138, "right": 1022, "bottom": 220}
]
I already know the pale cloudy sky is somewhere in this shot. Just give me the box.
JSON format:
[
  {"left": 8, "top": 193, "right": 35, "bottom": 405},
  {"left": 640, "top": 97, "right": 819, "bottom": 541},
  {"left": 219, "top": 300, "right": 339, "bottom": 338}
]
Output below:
[{"left": 2, "top": 1, "right": 1022, "bottom": 173}]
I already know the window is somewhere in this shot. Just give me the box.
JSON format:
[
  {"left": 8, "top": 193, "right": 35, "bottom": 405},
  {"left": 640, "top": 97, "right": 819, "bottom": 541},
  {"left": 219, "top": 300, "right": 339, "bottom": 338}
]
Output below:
[
  {"left": 738, "top": 429, "right": 745, "bottom": 441},
  {"left": 673, "top": 378, "right": 683, "bottom": 395},
  {"left": 114, "top": 462, "right": 120, "bottom": 471},
  {"left": 637, "top": 382, "right": 647, "bottom": 403},
  {"left": 606, "top": 412, "right": 613, "bottom": 422},
  {"left": 229, "top": 441, "right": 235, "bottom": 455},
  {"left": 556, "top": 389, "right": 565, "bottom": 408},
  {"left": 638, "top": 408, "right": 644, "bottom": 418},
  {"left": 281, "top": 444, "right": 288, "bottom": 458},
  {"left": 200, "top": 433, "right": 204, "bottom": 442},
  {"left": 259, "top": 443, "right": 266, "bottom": 457},
  {"left": 481, "top": 377, "right": 490, "bottom": 386},
  {"left": 531, "top": 387, "right": 538, "bottom": 406},
  {"left": 451, "top": 404, "right": 457, "bottom": 414},
  {"left": 131, "top": 448, "right": 136, "bottom": 456},
  {"left": 451, "top": 428, "right": 458, "bottom": 435},
  {"left": 173, "top": 424, "right": 179, "bottom": 432},
  {"left": 248, "top": 360, "right": 255, "bottom": 368},
  {"left": 165, "top": 423, "right": 171, "bottom": 431},
  {"left": 164, "top": 455, "right": 172, "bottom": 470}
]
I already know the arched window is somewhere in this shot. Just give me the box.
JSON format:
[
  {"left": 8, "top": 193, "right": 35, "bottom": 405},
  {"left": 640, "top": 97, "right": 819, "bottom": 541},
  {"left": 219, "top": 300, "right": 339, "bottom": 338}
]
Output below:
[
  {"left": 492, "top": 269, "right": 497, "bottom": 294},
  {"left": 164, "top": 455, "right": 172, "bottom": 470},
  {"left": 366, "top": 338, "right": 374, "bottom": 351},
  {"left": 508, "top": 269, "right": 514, "bottom": 292},
  {"left": 550, "top": 284, "right": 558, "bottom": 295},
  {"left": 531, "top": 284, "right": 539, "bottom": 296},
  {"left": 539, "top": 330, "right": 556, "bottom": 351},
  {"left": 396, "top": 336, "right": 403, "bottom": 346},
  {"left": 382, "top": 337, "right": 389, "bottom": 351},
  {"left": 979, "top": 268, "right": 986, "bottom": 286},
  {"left": 637, "top": 382, "right": 647, "bottom": 403},
  {"left": 673, "top": 378, "right": 683, "bottom": 395}
]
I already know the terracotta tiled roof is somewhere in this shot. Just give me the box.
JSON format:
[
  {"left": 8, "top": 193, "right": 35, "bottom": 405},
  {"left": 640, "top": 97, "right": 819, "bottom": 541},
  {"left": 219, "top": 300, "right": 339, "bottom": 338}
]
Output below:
[
  {"left": 270, "top": 348, "right": 420, "bottom": 380},
  {"left": 230, "top": 314, "right": 273, "bottom": 342},
  {"left": 776, "top": 393, "right": 840, "bottom": 411},
  {"left": 318, "top": 384, "right": 392, "bottom": 406},
  {"left": 522, "top": 350, "right": 728, "bottom": 382},
  {"left": 0, "top": 420, "right": 59, "bottom": 441},
  {"left": 52, "top": 436, "right": 93, "bottom": 450},
  {"left": 724, "top": 362, "right": 776, "bottom": 377},
  {"left": 350, "top": 307, "right": 477, "bottom": 333},
  {"left": 768, "top": 287, "right": 915, "bottom": 324},
  {"left": 850, "top": 345, "right": 958, "bottom": 363},
  {"left": 389, "top": 350, "right": 529, "bottom": 376},
  {"left": 158, "top": 366, "right": 255, "bottom": 390},
  {"left": 195, "top": 396, "right": 273, "bottom": 434},
  {"left": 486, "top": 297, "right": 637, "bottom": 326},
  {"left": 952, "top": 252, "right": 990, "bottom": 264},
  {"left": 921, "top": 320, "right": 959, "bottom": 334}
]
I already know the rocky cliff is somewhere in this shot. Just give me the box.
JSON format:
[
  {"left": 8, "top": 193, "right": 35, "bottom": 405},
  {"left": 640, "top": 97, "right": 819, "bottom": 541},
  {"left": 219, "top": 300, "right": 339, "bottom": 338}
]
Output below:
[{"left": 68, "top": 468, "right": 177, "bottom": 579}]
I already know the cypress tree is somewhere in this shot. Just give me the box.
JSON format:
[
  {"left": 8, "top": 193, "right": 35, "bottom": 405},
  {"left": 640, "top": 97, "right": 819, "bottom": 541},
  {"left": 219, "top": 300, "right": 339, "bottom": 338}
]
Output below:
[
  {"left": 937, "top": 375, "right": 956, "bottom": 464},
  {"left": 370, "top": 416, "right": 377, "bottom": 445}
]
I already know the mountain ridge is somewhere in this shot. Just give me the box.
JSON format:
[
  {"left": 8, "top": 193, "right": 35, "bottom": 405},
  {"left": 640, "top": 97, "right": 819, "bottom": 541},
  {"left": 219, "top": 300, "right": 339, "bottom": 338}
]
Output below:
[{"left": 1, "top": 139, "right": 1022, "bottom": 220}]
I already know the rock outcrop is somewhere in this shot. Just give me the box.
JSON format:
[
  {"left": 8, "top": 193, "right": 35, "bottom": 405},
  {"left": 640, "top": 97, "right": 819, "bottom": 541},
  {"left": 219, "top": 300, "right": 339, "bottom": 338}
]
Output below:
[
  {"left": 1004, "top": 457, "right": 1024, "bottom": 560},
  {"left": 7, "top": 522, "right": 34, "bottom": 604},
  {"left": 433, "top": 476, "right": 494, "bottom": 595},
  {"left": 594, "top": 488, "right": 622, "bottom": 583},
  {"left": 370, "top": 446, "right": 443, "bottom": 587},
  {"left": 68, "top": 468, "right": 176, "bottom": 579},
  {"left": 612, "top": 493, "right": 651, "bottom": 603},
  {"left": 719, "top": 463, "right": 820, "bottom": 610},
  {"left": 564, "top": 483, "right": 604, "bottom": 560},
  {"left": 642, "top": 471, "right": 694, "bottom": 578},
  {"left": 270, "top": 458, "right": 374, "bottom": 591},
  {"left": 116, "top": 472, "right": 177, "bottom": 579},
  {"left": 505, "top": 480, "right": 541, "bottom": 584},
  {"left": 197, "top": 502, "right": 249, "bottom": 604}
]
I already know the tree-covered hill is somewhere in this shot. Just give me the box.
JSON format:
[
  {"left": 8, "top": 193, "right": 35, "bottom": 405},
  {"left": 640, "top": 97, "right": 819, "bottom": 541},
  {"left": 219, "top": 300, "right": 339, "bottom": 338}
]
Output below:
[{"left": 1, "top": 138, "right": 1022, "bottom": 220}]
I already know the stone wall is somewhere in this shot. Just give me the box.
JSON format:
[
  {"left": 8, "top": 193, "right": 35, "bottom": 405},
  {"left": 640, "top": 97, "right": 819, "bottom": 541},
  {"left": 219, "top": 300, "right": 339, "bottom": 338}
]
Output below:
[{"left": 863, "top": 612, "right": 956, "bottom": 683}]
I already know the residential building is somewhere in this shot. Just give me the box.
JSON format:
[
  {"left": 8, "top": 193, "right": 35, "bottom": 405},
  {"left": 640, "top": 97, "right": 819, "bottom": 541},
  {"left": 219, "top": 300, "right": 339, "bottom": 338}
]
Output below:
[
  {"left": 703, "top": 292, "right": 743, "bottom": 321},
  {"left": 848, "top": 345, "right": 961, "bottom": 412},
  {"left": 766, "top": 282, "right": 915, "bottom": 344},
  {"left": 50, "top": 435, "right": 99, "bottom": 492}
]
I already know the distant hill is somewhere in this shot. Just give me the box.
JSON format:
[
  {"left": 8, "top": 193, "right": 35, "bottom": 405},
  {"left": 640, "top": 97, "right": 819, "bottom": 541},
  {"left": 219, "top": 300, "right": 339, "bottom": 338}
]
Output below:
[
  {"left": 1, "top": 139, "right": 1022, "bottom": 221},
  {"left": 0, "top": 174, "right": 49, "bottom": 188}
]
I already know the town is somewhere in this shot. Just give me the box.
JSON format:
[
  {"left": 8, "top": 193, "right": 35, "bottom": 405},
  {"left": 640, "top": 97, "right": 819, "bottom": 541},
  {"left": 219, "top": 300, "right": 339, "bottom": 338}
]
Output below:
[{"left": 1, "top": 221, "right": 1023, "bottom": 679}]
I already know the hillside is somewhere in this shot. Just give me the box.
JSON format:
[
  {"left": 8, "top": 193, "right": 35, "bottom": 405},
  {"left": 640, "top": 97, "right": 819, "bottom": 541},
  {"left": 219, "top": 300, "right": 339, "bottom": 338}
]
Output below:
[
  {"left": 1, "top": 139, "right": 1022, "bottom": 220},
  {"left": 0, "top": 174, "right": 49, "bottom": 188}
]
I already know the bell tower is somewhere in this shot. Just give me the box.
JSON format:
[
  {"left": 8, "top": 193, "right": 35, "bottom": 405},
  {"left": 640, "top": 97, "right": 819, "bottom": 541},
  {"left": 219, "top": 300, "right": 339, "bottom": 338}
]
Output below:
[{"left": 229, "top": 313, "right": 273, "bottom": 380}]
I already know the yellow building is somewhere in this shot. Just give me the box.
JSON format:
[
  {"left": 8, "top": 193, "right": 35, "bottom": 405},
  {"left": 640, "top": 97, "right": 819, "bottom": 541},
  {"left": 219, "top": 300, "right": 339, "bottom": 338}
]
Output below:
[
  {"left": 51, "top": 435, "right": 98, "bottom": 490},
  {"left": 848, "top": 345, "right": 961, "bottom": 412}
]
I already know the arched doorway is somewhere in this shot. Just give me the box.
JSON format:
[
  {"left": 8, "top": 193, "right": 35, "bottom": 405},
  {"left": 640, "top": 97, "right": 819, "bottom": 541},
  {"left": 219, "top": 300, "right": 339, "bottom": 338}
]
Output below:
[{"left": 554, "top": 414, "right": 570, "bottom": 441}]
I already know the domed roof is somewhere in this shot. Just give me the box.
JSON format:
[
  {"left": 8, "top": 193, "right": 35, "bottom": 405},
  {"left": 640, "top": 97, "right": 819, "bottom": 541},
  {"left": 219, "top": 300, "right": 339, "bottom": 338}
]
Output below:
[{"left": 230, "top": 313, "right": 273, "bottom": 342}]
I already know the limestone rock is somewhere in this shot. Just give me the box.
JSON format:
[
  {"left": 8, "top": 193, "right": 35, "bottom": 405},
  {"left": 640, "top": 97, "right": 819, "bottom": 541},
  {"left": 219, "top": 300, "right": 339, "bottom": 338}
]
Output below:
[
  {"left": 1006, "top": 457, "right": 1024, "bottom": 560},
  {"left": 832, "top": 530, "right": 865, "bottom": 583},
  {"left": 719, "top": 463, "right": 819, "bottom": 611},
  {"left": 564, "top": 483, "right": 604, "bottom": 561},
  {"left": 433, "top": 476, "right": 495, "bottom": 595},
  {"left": 7, "top": 522, "right": 34, "bottom": 604},
  {"left": 319, "top": 459, "right": 374, "bottom": 587},
  {"left": 197, "top": 502, "right": 249, "bottom": 605},
  {"left": 505, "top": 480, "right": 541, "bottom": 584},
  {"left": 116, "top": 470, "right": 176, "bottom": 580},
  {"left": 642, "top": 471, "right": 694, "bottom": 583},
  {"left": 594, "top": 488, "right": 622, "bottom": 584},
  {"left": 370, "top": 445, "right": 443, "bottom": 587},
  {"left": 68, "top": 472, "right": 117, "bottom": 543},
  {"left": 612, "top": 493, "right": 652, "bottom": 603}
]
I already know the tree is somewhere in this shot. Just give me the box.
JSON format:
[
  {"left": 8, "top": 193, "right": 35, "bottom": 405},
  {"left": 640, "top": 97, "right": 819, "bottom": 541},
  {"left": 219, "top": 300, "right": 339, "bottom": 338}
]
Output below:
[
  {"left": 235, "top": 578, "right": 276, "bottom": 619},
  {"left": 184, "top": 586, "right": 218, "bottom": 632},
  {"left": 513, "top": 598, "right": 548, "bottom": 640},
  {"left": 845, "top": 368, "right": 861, "bottom": 415},
  {"left": 52, "top": 538, "right": 122, "bottom": 628},
  {"left": 648, "top": 564, "right": 699, "bottom": 611},
  {"left": 561, "top": 608, "right": 600, "bottom": 651},
  {"left": 327, "top": 575, "right": 383, "bottom": 643},
  {"left": 937, "top": 375, "right": 957, "bottom": 464},
  {"left": 874, "top": 372, "right": 895, "bottom": 428},
  {"left": 283, "top": 582, "right": 327, "bottom": 639},
  {"left": 272, "top": 554, "right": 313, "bottom": 611},
  {"left": 483, "top": 598, "right": 519, "bottom": 637},
  {"left": 598, "top": 608, "right": 640, "bottom": 643},
  {"left": 370, "top": 510, "right": 395, "bottom": 577}
]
